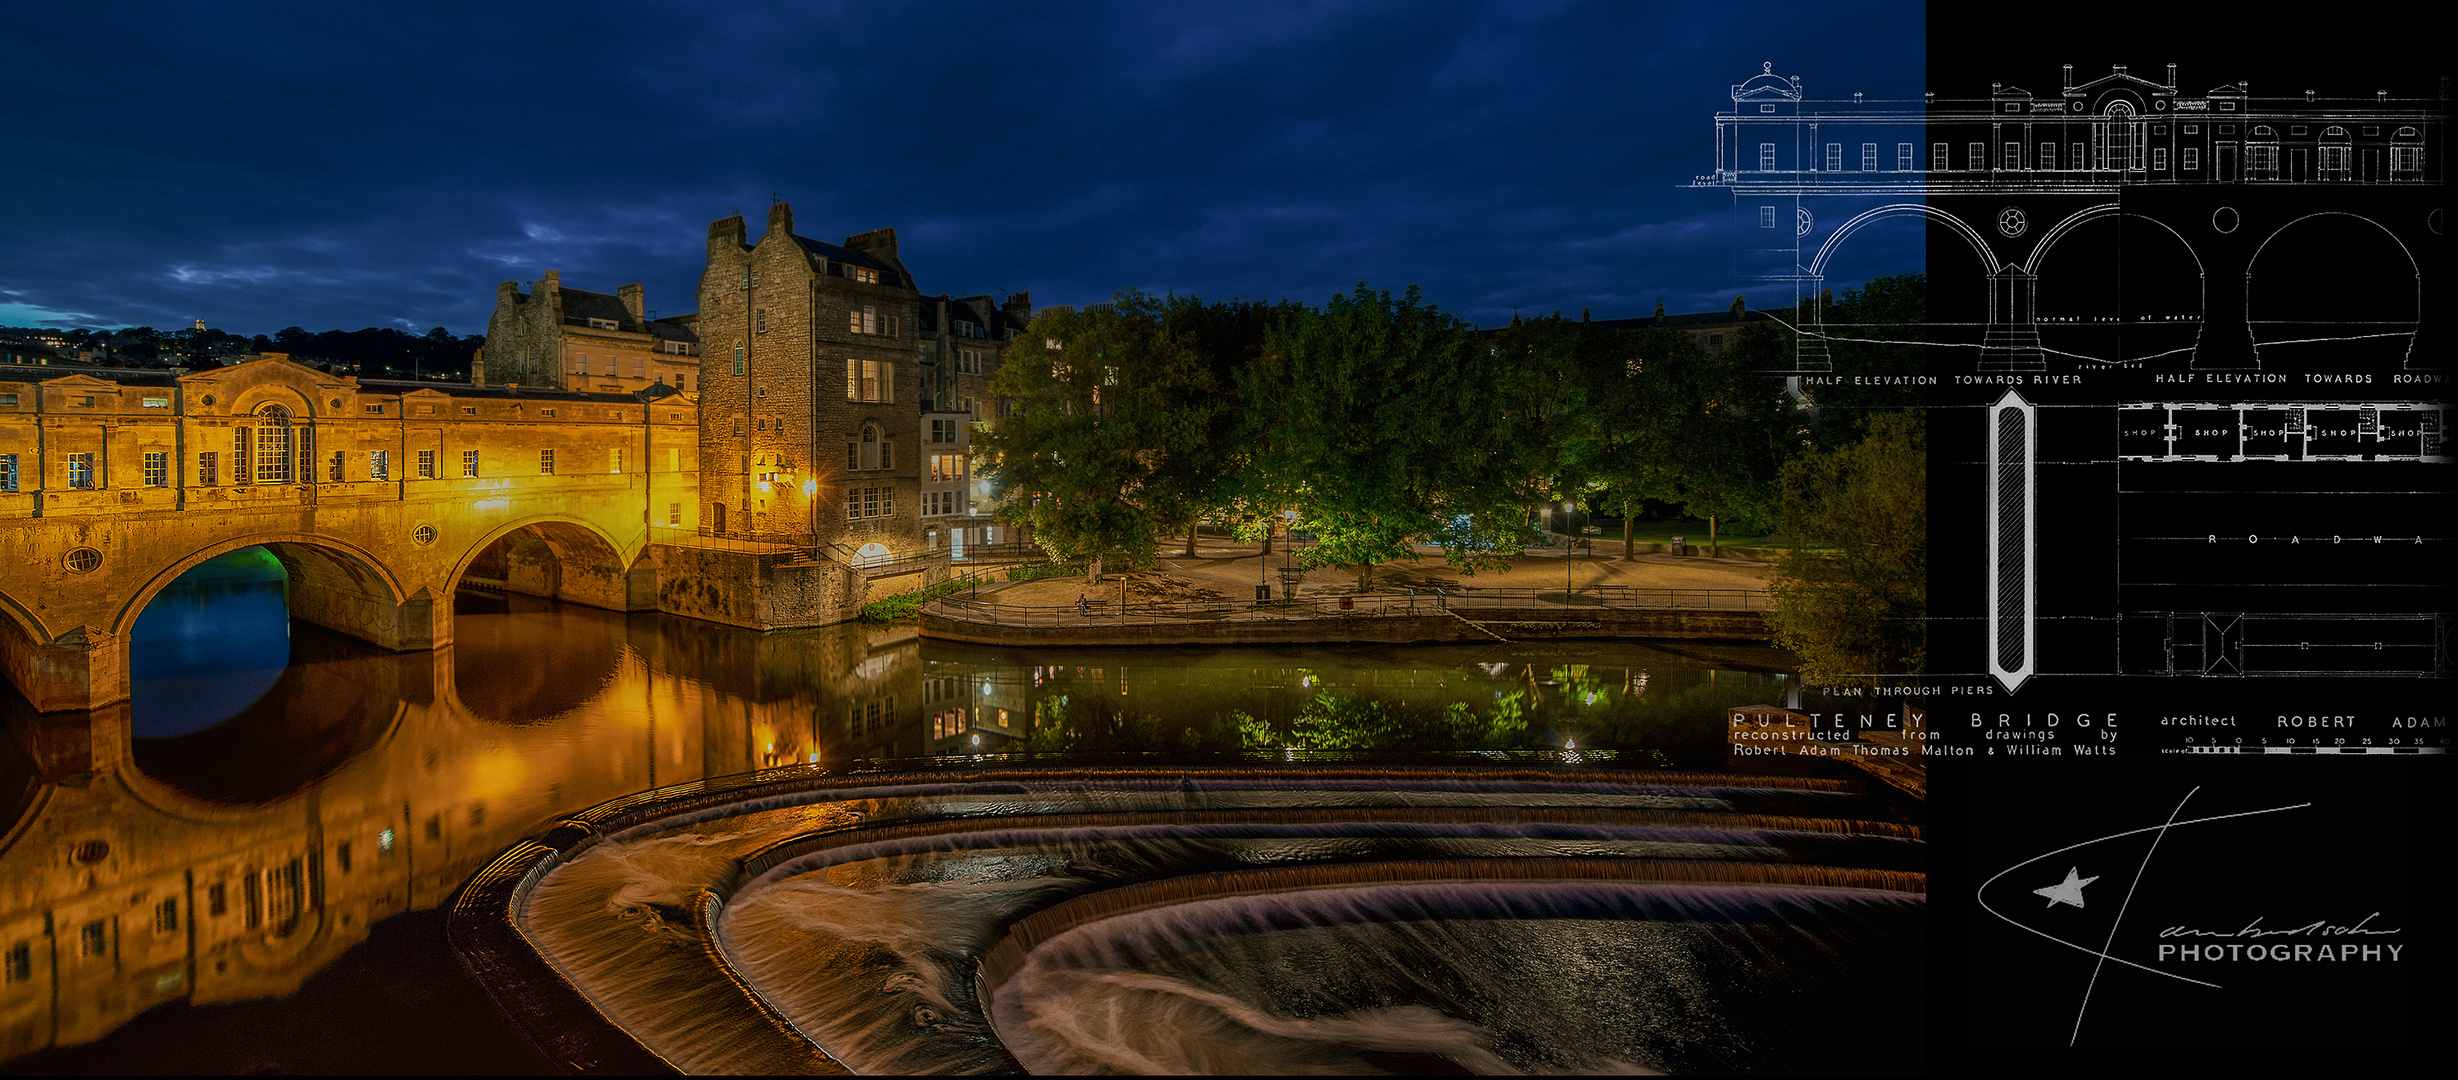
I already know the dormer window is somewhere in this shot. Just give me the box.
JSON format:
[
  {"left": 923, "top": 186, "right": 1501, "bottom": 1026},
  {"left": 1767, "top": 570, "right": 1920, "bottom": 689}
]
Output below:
[
  {"left": 851, "top": 266, "right": 879, "bottom": 285},
  {"left": 588, "top": 318, "right": 619, "bottom": 331}
]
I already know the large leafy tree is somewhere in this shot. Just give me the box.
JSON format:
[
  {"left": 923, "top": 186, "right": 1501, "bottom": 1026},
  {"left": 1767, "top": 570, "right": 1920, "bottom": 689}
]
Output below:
[
  {"left": 1567, "top": 322, "right": 1797, "bottom": 556},
  {"left": 975, "top": 293, "right": 1212, "bottom": 581},
  {"left": 1764, "top": 410, "right": 1927, "bottom": 686},
  {"left": 1242, "top": 285, "right": 1537, "bottom": 590},
  {"left": 1142, "top": 295, "right": 1297, "bottom": 556}
]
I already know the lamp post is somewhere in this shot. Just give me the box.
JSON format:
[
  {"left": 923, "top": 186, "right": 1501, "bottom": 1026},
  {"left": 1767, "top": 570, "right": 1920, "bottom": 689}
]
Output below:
[{"left": 1563, "top": 501, "right": 1576, "bottom": 604}]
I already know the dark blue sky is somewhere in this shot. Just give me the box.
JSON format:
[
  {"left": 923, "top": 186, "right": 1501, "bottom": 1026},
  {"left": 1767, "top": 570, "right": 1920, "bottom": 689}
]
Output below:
[{"left": 3, "top": 1, "right": 1928, "bottom": 337}]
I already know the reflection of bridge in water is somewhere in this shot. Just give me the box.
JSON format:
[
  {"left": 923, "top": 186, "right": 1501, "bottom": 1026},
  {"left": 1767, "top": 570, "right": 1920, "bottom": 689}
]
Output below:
[
  {"left": 1, "top": 585, "right": 1797, "bottom": 1064},
  {"left": 0, "top": 596, "right": 906, "bottom": 1062}
]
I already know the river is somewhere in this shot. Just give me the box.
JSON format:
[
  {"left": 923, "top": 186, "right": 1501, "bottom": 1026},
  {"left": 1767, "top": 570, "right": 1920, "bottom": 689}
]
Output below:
[{"left": 0, "top": 547, "right": 1800, "bottom": 1072}]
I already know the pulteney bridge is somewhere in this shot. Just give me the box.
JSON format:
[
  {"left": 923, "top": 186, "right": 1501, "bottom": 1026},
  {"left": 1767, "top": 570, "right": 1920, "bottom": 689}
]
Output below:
[{"left": 0, "top": 357, "right": 703, "bottom": 712}]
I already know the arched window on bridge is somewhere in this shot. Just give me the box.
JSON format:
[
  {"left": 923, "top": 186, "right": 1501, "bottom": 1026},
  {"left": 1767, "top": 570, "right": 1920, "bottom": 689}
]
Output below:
[{"left": 254, "top": 404, "right": 294, "bottom": 483}]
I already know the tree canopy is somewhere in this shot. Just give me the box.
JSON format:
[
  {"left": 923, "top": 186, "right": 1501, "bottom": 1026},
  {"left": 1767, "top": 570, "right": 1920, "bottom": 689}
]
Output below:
[{"left": 1763, "top": 409, "right": 1927, "bottom": 687}]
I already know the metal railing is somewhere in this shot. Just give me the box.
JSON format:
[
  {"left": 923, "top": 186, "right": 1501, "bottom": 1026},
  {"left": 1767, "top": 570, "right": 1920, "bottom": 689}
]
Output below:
[{"left": 926, "top": 585, "right": 1770, "bottom": 628}]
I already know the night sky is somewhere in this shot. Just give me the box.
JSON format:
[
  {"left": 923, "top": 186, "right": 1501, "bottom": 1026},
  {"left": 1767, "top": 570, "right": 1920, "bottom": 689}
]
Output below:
[{"left": 2, "top": 1, "right": 1928, "bottom": 338}]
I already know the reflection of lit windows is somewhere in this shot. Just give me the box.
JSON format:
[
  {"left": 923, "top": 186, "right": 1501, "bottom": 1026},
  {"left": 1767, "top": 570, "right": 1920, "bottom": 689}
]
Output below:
[
  {"left": 81, "top": 920, "right": 106, "bottom": 958},
  {"left": 378, "top": 828, "right": 395, "bottom": 854},
  {"left": 208, "top": 882, "right": 226, "bottom": 916},
  {"left": 154, "top": 898, "right": 178, "bottom": 934},
  {"left": 4, "top": 942, "right": 27, "bottom": 983}
]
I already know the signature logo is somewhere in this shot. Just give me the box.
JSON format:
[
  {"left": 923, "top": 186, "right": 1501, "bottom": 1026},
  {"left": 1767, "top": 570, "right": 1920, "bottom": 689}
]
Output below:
[{"left": 1976, "top": 786, "right": 2406, "bottom": 1047}]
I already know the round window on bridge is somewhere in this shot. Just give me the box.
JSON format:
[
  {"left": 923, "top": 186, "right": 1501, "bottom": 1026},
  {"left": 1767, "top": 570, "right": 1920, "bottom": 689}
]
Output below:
[
  {"left": 64, "top": 547, "right": 103, "bottom": 573},
  {"left": 412, "top": 525, "right": 437, "bottom": 546}
]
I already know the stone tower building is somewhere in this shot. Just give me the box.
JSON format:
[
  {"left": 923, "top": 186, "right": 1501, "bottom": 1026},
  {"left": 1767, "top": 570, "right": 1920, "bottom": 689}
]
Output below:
[{"left": 689, "top": 202, "right": 1029, "bottom": 572}]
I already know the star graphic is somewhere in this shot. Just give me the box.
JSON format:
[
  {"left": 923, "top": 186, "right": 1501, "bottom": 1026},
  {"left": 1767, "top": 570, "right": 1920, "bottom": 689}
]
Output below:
[{"left": 2034, "top": 867, "right": 2099, "bottom": 909}]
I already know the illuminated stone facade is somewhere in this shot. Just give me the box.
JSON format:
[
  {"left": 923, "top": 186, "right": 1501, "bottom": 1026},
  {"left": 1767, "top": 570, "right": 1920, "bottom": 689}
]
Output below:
[
  {"left": 477, "top": 272, "right": 702, "bottom": 396},
  {"left": 0, "top": 356, "right": 700, "bottom": 711},
  {"left": 693, "top": 203, "right": 1025, "bottom": 563}
]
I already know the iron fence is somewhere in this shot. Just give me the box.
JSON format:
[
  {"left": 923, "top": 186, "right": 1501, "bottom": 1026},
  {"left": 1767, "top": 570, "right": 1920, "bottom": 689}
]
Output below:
[{"left": 926, "top": 584, "right": 1770, "bottom": 628}]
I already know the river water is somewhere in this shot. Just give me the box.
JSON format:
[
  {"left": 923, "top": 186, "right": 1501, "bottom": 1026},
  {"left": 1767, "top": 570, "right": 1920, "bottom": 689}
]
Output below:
[{"left": 0, "top": 547, "right": 1810, "bottom": 1072}]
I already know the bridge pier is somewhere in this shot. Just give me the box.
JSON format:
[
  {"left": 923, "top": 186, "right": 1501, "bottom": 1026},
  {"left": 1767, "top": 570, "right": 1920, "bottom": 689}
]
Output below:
[
  {"left": 1979, "top": 268, "right": 2047, "bottom": 372},
  {"left": 0, "top": 625, "right": 130, "bottom": 717}
]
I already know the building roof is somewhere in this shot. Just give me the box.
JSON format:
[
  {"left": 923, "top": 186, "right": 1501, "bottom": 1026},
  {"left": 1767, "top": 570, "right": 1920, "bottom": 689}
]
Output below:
[
  {"left": 556, "top": 287, "right": 642, "bottom": 332},
  {"left": 791, "top": 236, "right": 902, "bottom": 286}
]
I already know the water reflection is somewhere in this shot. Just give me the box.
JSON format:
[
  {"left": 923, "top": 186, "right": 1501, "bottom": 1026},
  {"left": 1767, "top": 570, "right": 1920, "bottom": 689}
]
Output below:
[
  {"left": 128, "top": 547, "right": 290, "bottom": 738},
  {"left": 0, "top": 577, "right": 1797, "bottom": 1064}
]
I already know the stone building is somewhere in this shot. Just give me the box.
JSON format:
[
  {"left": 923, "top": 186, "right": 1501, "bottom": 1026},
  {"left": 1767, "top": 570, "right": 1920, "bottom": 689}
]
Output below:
[
  {"left": 693, "top": 203, "right": 1025, "bottom": 565},
  {"left": 477, "top": 271, "right": 702, "bottom": 397}
]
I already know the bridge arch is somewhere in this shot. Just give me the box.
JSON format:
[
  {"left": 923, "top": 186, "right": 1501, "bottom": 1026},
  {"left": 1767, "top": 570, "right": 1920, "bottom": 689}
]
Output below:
[
  {"left": 1810, "top": 203, "right": 2000, "bottom": 279},
  {"left": 2026, "top": 205, "right": 2208, "bottom": 367},
  {"left": 453, "top": 514, "right": 652, "bottom": 613},
  {"left": 2247, "top": 211, "right": 2421, "bottom": 368},
  {"left": 108, "top": 533, "right": 411, "bottom": 645}
]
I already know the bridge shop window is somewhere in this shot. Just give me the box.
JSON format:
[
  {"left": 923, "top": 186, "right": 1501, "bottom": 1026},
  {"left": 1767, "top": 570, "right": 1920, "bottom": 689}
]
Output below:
[
  {"left": 0, "top": 453, "right": 16, "bottom": 492},
  {"left": 328, "top": 452, "right": 346, "bottom": 482},
  {"left": 368, "top": 451, "right": 389, "bottom": 481},
  {"left": 253, "top": 405, "right": 293, "bottom": 483},
  {"left": 1932, "top": 143, "right": 1948, "bottom": 171},
  {"left": 67, "top": 453, "right": 96, "bottom": 490},
  {"left": 2039, "top": 142, "right": 2056, "bottom": 169},
  {"left": 1860, "top": 143, "right": 1876, "bottom": 171},
  {"left": 418, "top": 449, "right": 436, "bottom": 479},
  {"left": 540, "top": 449, "right": 555, "bottom": 475},
  {"left": 463, "top": 450, "right": 479, "bottom": 477},
  {"left": 1897, "top": 143, "right": 1913, "bottom": 170},
  {"left": 196, "top": 451, "right": 217, "bottom": 485},
  {"left": 1759, "top": 206, "right": 1776, "bottom": 228},
  {"left": 1824, "top": 143, "right": 1840, "bottom": 170},
  {"left": 143, "top": 452, "right": 168, "bottom": 487}
]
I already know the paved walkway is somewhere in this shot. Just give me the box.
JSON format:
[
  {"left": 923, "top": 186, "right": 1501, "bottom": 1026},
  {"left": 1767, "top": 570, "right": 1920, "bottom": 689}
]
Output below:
[{"left": 973, "top": 538, "right": 1774, "bottom": 612}]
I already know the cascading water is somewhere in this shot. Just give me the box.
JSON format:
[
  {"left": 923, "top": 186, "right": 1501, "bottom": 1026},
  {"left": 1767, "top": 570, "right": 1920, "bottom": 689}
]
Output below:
[{"left": 478, "top": 765, "right": 1922, "bottom": 1075}]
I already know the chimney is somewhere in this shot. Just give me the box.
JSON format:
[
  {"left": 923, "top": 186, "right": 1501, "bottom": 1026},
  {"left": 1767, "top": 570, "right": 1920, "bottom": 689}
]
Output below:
[
  {"left": 845, "top": 227, "right": 899, "bottom": 262},
  {"left": 2062, "top": 64, "right": 2073, "bottom": 90},
  {"left": 618, "top": 283, "right": 645, "bottom": 323},
  {"left": 765, "top": 201, "right": 794, "bottom": 242},
  {"left": 1003, "top": 291, "right": 1032, "bottom": 319},
  {"left": 2113, "top": 64, "right": 2127, "bottom": 77},
  {"left": 708, "top": 214, "right": 748, "bottom": 254},
  {"left": 2166, "top": 63, "right": 2177, "bottom": 88},
  {"left": 470, "top": 347, "right": 486, "bottom": 387},
  {"left": 1731, "top": 295, "right": 1747, "bottom": 317},
  {"left": 1653, "top": 300, "right": 1666, "bottom": 322}
]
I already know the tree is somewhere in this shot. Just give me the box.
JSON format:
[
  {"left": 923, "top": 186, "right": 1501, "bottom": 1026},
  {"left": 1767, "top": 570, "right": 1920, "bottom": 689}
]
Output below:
[
  {"left": 1246, "top": 285, "right": 1524, "bottom": 590},
  {"left": 975, "top": 292, "right": 1212, "bottom": 582},
  {"left": 1763, "top": 410, "right": 1926, "bottom": 687}
]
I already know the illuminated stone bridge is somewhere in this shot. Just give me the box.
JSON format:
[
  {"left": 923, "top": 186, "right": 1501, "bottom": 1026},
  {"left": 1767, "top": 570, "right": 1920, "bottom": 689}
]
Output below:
[{"left": 0, "top": 357, "right": 708, "bottom": 712}]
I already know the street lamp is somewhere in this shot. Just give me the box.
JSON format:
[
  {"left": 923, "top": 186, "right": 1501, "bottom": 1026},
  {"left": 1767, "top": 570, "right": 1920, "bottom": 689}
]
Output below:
[{"left": 1563, "top": 501, "right": 1576, "bottom": 603}]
